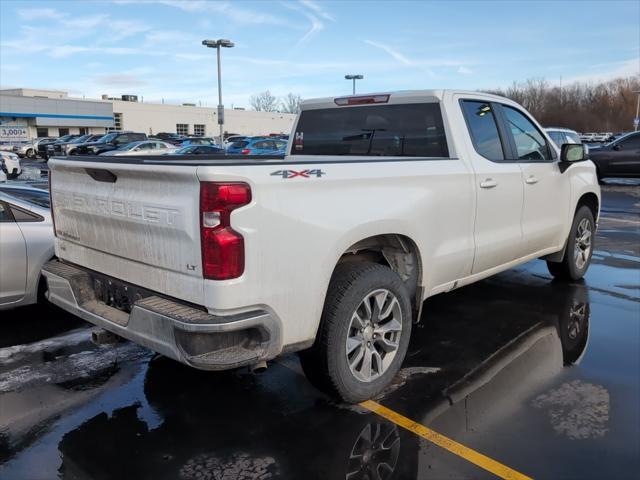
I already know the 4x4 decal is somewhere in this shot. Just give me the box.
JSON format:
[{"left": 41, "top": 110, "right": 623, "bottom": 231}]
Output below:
[{"left": 270, "top": 169, "right": 326, "bottom": 179}]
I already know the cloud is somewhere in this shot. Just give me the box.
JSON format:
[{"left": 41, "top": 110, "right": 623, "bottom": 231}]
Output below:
[
  {"left": 281, "top": 0, "right": 336, "bottom": 47},
  {"left": 300, "top": 0, "right": 335, "bottom": 21},
  {"left": 116, "top": 0, "right": 289, "bottom": 26},
  {"left": 562, "top": 58, "right": 640, "bottom": 84},
  {"left": 457, "top": 65, "right": 473, "bottom": 75},
  {"left": 364, "top": 40, "right": 417, "bottom": 66},
  {"left": 16, "top": 8, "right": 65, "bottom": 20}
]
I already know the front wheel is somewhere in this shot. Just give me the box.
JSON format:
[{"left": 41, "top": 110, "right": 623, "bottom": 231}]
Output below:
[
  {"left": 547, "top": 206, "right": 595, "bottom": 281},
  {"left": 26, "top": 148, "right": 35, "bottom": 159},
  {"left": 299, "top": 262, "right": 412, "bottom": 403}
]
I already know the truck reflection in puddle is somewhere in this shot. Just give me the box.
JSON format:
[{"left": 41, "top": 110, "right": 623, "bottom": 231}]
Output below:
[{"left": 55, "top": 277, "right": 590, "bottom": 480}]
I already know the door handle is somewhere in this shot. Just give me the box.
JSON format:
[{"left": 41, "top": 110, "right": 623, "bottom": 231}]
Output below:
[
  {"left": 480, "top": 178, "right": 498, "bottom": 189},
  {"left": 525, "top": 175, "right": 539, "bottom": 185}
]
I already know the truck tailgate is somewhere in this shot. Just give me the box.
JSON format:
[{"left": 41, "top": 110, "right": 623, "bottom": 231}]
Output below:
[{"left": 49, "top": 159, "right": 204, "bottom": 305}]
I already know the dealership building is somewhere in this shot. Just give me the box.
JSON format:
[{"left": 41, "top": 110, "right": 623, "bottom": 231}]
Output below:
[{"left": 0, "top": 88, "right": 296, "bottom": 143}]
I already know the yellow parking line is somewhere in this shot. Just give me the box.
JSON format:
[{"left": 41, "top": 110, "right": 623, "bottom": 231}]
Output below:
[{"left": 360, "top": 400, "right": 533, "bottom": 480}]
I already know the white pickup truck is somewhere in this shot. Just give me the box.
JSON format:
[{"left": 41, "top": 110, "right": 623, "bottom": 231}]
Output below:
[{"left": 43, "top": 90, "right": 600, "bottom": 402}]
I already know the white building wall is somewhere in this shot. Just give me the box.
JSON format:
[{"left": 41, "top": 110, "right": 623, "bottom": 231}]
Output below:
[{"left": 110, "top": 101, "right": 296, "bottom": 137}]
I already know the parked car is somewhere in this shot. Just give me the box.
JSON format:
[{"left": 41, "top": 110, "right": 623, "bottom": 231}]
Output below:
[
  {"left": 226, "top": 137, "right": 287, "bottom": 155},
  {"left": 44, "top": 90, "right": 600, "bottom": 403},
  {"left": 0, "top": 151, "right": 22, "bottom": 179},
  {"left": 0, "top": 187, "right": 54, "bottom": 310},
  {"left": 592, "top": 132, "right": 612, "bottom": 143},
  {"left": 580, "top": 132, "right": 596, "bottom": 142},
  {"left": 36, "top": 138, "right": 60, "bottom": 159},
  {"left": 223, "top": 135, "right": 249, "bottom": 149},
  {"left": 168, "top": 145, "right": 225, "bottom": 155},
  {"left": 99, "top": 140, "right": 178, "bottom": 156},
  {"left": 588, "top": 131, "right": 640, "bottom": 180},
  {"left": 545, "top": 128, "right": 581, "bottom": 148},
  {"left": 45, "top": 134, "right": 84, "bottom": 158},
  {"left": 73, "top": 132, "right": 147, "bottom": 155},
  {"left": 61, "top": 134, "right": 106, "bottom": 156},
  {"left": 155, "top": 132, "right": 187, "bottom": 145},
  {"left": 13, "top": 138, "right": 53, "bottom": 159},
  {"left": 177, "top": 137, "right": 219, "bottom": 147}
]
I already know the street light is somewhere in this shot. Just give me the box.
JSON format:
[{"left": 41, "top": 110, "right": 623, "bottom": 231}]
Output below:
[
  {"left": 202, "top": 39, "right": 234, "bottom": 144},
  {"left": 345, "top": 74, "right": 363, "bottom": 95},
  {"left": 633, "top": 89, "right": 640, "bottom": 132}
]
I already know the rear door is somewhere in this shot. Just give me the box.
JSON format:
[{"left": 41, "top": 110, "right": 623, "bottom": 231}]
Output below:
[
  {"left": 459, "top": 99, "right": 524, "bottom": 274},
  {"left": 498, "top": 104, "right": 570, "bottom": 254},
  {"left": 0, "top": 201, "right": 27, "bottom": 304}
]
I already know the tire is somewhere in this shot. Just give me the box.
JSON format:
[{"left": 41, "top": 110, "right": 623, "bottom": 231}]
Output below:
[
  {"left": 546, "top": 206, "right": 595, "bottom": 281},
  {"left": 7, "top": 169, "right": 20, "bottom": 180},
  {"left": 299, "top": 262, "right": 412, "bottom": 403},
  {"left": 26, "top": 148, "right": 35, "bottom": 159}
]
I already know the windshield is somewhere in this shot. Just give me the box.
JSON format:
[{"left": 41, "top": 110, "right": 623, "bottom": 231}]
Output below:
[
  {"left": 0, "top": 188, "right": 50, "bottom": 208},
  {"left": 71, "top": 135, "right": 90, "bottom": 143},
  {"left": 98, "top": 133, "right": 118, "bottom": 143}
]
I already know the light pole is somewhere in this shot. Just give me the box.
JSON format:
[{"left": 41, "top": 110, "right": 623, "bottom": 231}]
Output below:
[
  {"left": 633, "top": 89, "right": 640, "bottom": 132},
  {"left": 202, "top": 39, "right": 234, "bottom": 144},
  {"left": 345, "top": 74, "right": 363, "bottom": 95}
]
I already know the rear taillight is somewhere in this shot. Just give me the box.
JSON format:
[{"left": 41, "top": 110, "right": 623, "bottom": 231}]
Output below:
[
  {"left": 240, "top": 149, "right": 251, "bottom": 155},
  {"left": 200, "top": 182, "right": 251, "bottom": 280},
  {"left": 48, "top": 171, "right": 57, "bottom": 237}
]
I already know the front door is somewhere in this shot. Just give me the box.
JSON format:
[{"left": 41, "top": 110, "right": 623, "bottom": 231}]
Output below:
[{"left": 499, "top": 105, "right": 570, "bottom": 254}]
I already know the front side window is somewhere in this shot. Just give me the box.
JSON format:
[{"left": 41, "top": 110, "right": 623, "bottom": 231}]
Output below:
[
  {"left": 461, "top": 101, "right": 505, "bottom": 161},
  {"left": 292, "top": 103, "right": 449, "bottom": 157},
  {"left": 503, "top": 106, "right": 551, "bottom": 161}
]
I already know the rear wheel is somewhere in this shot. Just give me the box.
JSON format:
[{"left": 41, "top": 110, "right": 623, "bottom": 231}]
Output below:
[
  {"left": 299, "top": 262, "right": 412, "bottom": 403},
  {"left": 546, "top": 206, "right": 595, "bottom": 281},
  {"left": 26, "top": 148, "right": 35, "bottom": 159}
]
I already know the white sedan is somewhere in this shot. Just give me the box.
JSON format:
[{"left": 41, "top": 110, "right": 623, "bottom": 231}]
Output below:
[
  {"left": 99, "top": 140, "right": 178, "bottom": 156},
  {"left": 0, "top": 186, "right": 54, "bottom": 310},
  {"left": 0, "top": 151, "right": 22, "bottom": 179}
]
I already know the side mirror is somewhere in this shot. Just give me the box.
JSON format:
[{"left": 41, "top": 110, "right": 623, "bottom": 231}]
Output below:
[{"left": 559, "top": 143, "right": 589, "bottom": 173}]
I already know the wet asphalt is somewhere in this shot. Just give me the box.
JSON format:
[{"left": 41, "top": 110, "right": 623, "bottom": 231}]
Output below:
[{"left": 0, "top": 177, "right": 638, "bottom": 480}]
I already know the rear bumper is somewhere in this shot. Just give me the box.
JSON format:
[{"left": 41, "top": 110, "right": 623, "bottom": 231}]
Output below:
[{"left": 42, "top": 260, "right": 282, "bottom": 370}]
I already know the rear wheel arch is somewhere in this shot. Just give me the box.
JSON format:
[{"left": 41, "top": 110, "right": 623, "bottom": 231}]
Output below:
[{"left": 335, "top": 234, "right": 423, "bottom": 308}]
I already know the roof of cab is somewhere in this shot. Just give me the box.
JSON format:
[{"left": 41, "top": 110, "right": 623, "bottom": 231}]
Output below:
[{"left": 300, "top": 89, "right": 515, "bottom": 110}]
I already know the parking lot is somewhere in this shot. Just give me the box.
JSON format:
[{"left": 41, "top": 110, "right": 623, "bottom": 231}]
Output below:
[{"left": 0, "top": 176, "right": 637, "bottom": 479}]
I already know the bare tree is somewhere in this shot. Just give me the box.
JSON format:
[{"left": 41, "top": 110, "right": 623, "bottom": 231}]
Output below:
[
  {"left": 250, "top": 90, "right": 279, "bottom": 112},
  {"left": 281, "top": 93, "right": 302, "bottom": 114},
  {"left": 484, "top": 76, "right": 639, "bottom": 132}
]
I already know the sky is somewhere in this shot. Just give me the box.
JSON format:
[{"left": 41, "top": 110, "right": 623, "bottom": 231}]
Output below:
[{"left": 1, "top": 0, "right": 639, "bottom": 108}]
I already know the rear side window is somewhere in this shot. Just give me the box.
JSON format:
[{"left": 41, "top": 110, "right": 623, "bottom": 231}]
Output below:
[
  {"left": 231, "top": 141, "right": 249, "bottom": 148},
  {"left": 9, "top": 204, "right": 43, "bottom": 222},
  {"left": 503, "top": 106, "right": 551, "bottom": 161},
  {"left": 461, "top": 101, "right": 505, "bottom": 161},
  {"left": 292, "top": 103, "right": 449, "bottom": 157},
  {"left": 0, "top": 203, "right": 11, "bottom": 222}
]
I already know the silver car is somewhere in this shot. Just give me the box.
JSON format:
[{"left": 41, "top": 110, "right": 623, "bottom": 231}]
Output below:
[
  {"left": 99, "top": 140, "right": 178, "bottom": 156},
  {"left": 0, "top": 185, "right": 54, "bottom": 310}
]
